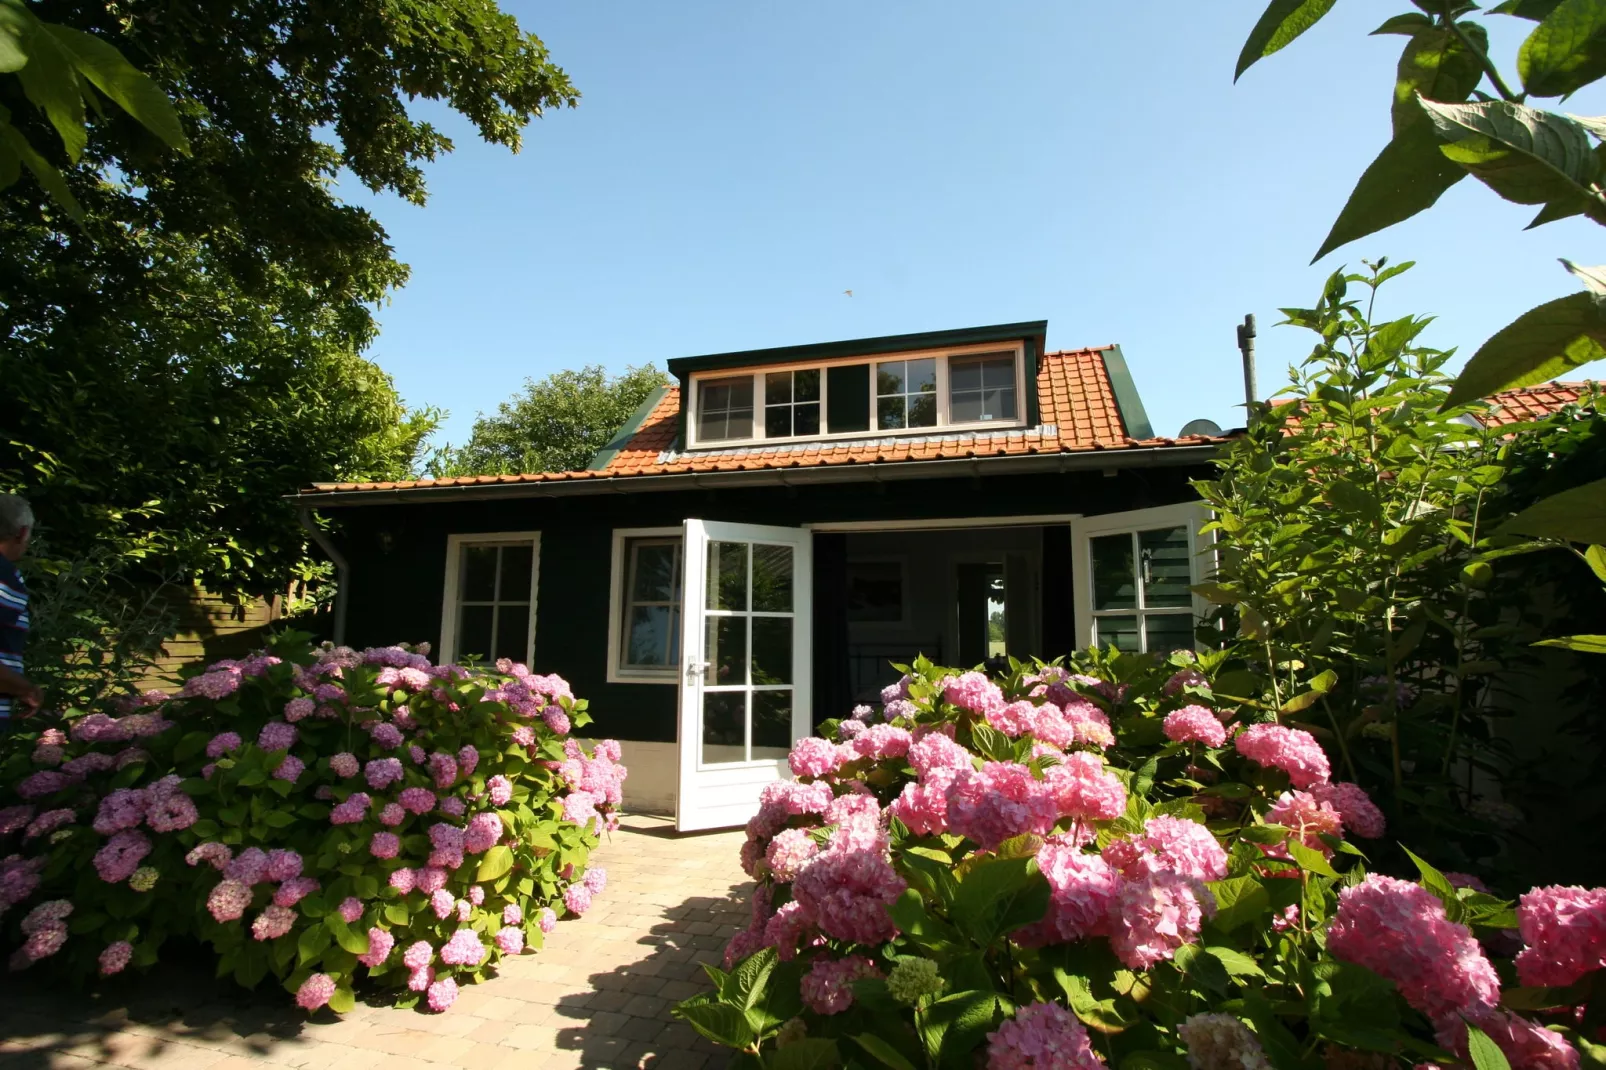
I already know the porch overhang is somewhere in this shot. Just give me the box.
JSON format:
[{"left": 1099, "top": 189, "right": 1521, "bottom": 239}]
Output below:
[{"left": 290, "top": 443, "right": 1222, "bottom": 508}]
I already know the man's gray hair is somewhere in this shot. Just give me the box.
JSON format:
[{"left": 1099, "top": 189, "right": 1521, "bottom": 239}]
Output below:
[{"left": 0, "top": 494, "right": 34, "bottom": 541}]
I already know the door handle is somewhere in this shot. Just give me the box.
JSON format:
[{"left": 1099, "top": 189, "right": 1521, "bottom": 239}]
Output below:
[{"left": 686, "top": 660, "right": 709, "bottom": 683}]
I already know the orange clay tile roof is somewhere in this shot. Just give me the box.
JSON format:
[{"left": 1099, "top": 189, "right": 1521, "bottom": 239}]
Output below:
[
  {"left": 1480, "top": 382, "right": 1593, "bottom": 427},
  {"left": 304, "top": 347, "right": 1226, "bottom": 495}
]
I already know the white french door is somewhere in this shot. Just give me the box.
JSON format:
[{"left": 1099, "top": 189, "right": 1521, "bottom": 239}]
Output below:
[{"left": 676, "top": 520, "right": 813, "bottom": 831}]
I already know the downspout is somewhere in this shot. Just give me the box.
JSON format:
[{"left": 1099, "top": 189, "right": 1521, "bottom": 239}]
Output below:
[
  {"left": 298, "top": 507, "right": 348, "bottom": 646},
  {"left": 1236, "top": 314, "right": 1258, "bottom": 410}
]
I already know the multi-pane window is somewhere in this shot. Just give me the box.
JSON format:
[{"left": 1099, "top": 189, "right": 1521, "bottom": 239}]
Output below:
[
  {"left": 697, "top": 376, "right": 754, "bottom": 443},
  {"left": 1088, "top": 525, "right": 1195, "bottom": 653},
  {"left": 875, "top": 358, "right": 937, "bottom": 430},
  {"left": 617, "top": 537, "right": 683, "bottom": 674},
  {"left": 949, "top": 353, "right": 1018, "bottom": 423},
  {"left": 764, "top": 370, "right": 821, "bottom": 438},
  {"left": 452, "top": 541, "right": 536, "bottom": 663}
]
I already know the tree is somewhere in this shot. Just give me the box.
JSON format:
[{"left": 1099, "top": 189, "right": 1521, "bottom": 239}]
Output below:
[{"left": 430, "top": 364, "right": 668, "bottom": 477}]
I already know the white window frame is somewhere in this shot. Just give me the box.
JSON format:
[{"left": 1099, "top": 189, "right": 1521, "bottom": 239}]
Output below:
[
  {"left": 607, "top": 526, "right": 685, "bottom": 684},
  {"left": 438, "top": 532, "right": 541, "bottom": 666},
  {"left": 1070, "top": 504, "right": 1214, "bottom": 653},
  {"left": 684, "top": 340, "right": 1029, "bottom": 449}
]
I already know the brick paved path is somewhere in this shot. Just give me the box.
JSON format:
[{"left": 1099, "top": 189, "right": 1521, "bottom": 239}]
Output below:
[{"left": 0, "top": 816, "right": 750, "bottom": 1070}]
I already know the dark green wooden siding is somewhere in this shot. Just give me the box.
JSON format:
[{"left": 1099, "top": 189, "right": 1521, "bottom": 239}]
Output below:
[{"left": 329, "top": 465, "right": 1207, "bottom": 745}]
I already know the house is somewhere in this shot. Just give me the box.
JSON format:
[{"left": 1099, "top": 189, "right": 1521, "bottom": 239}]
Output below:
[{"left": 290, "top": 322, "right": 1237, "bottom": 829}]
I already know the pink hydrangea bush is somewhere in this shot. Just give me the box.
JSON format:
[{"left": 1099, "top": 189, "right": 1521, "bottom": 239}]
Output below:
[
  {"left": 675, "top": 653, "right": 1596, "bottom": 1070},
  {"left": 0, "top": 636, "right": 625, "bottom": 1015}
]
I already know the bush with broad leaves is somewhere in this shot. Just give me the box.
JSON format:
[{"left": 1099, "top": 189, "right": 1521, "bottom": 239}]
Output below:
[
  {"left": 0, "top": 633, "right": 626, "bottom": 1014},
  {"left": 675, "top": 652, "right": 1604, "bottom": 1070}
]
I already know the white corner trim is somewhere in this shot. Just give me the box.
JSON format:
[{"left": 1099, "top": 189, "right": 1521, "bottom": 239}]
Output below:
[
  {"left": 438, "top": 531, "right": 542, "bottom": 666},
  {"left": 1069, "top": 504, "right": 1214, "bottom": 651},
  {"left": 605, "top": 526, "right": 683, "bottom": 686}
]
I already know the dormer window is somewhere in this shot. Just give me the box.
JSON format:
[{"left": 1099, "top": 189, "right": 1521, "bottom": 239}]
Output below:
[{"left": 687, "top": 340, "right": 1029, "bottom": 448}]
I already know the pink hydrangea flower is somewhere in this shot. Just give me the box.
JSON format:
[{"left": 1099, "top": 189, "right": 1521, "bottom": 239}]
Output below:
[
  {"left": 766, "top": 828, "right": 821, "bottom": 882},
  {"left": 1103, "top": 816, "right": 1228, "bottom": 883},
  {"left": 329, "top": 792, "right": 371, "bottom": 825},
  {"left": 24, "top": 808, "right": 74, "bottom": 840},
  {"left": 379, "top": 803, "right": 404, "bottom": 827},
  {"left": 1309, "top": 781, "right": 1386, "bottom": 840},
  {"left": 1437, "top": 1009, "right": 1580, "bottom": 1070},
  {"left": 399, "top": 787, "right": 436, "bottom": 814},
  {"left": 789, "top": 737, "right": 842, "bottom": 778},
  {"left": 179, "top": 669, "right": 242, "bottom": 701},
  {"left": 890, "top": 768, "right": 958, "bottom": 836},
  {"left": 1326, "top": 874, "right": 1500, "bottom": 1021},
  {"left": 16, "top": 770, "right": 78, "bottom": 799},
  {"left": 1234, "top": 723, "right": 1330, "bottom": 789},
  {"left": 207, "top": 879, "right": 253, "bottom": 923},
  {"left": 258, "top": 721, "right": 297, "bottom": 752},
  {"left": 417, "top": 866, "right": 449, "bottom": 894},
  {"left": 792, "top": 849, "right": 905, "bottom": 946},
  {"left": 329, "top": 752, "right": 359, "bottom": 778},
  {"left": 465, "top": 812, "right": 502, "bottom": 854},
  {"left": 944, "top": 671, "right": 1005, "bottom": 716},
  {"left": 538, "top": 907, "right": 557, "bottom": 934},
  {"left": 186, "top": 842, "right": 232, "bottom": 870},
  {"left": 1042, "top": 751, "right": 1127, "bottom": 822},
  {"left": 909, "top": 731, "right": 972, "bottom": 776},
  {"left": 431, "top": 888, "right": 455, "bottom": 920},
  {"left": 369, "top": 722, "right": 404, "bottom": 750},
  {"left": 206, "top": 732, "right": 242, "bottom": 758},
  {"left": 428, "top": 751, "right": 459, "bottom": 789},
  {"left": 0, "top": 804, "right": 34, "bottom": 834},
  {"left": 1515, "top": 885, "right": 1606, "bottom": 988},
  {"left": 1164, "top": 667, "right": 1210, "bottom": 697},
  {"left": 986, "top": 700, "right": 1040, "bottom": 737},
  {"left": 273, "top": 754, "right": 305, "bottom": 783},
  {"left": 564, "top": 883, "right": 594, "bottom": 915},
  {"left": 357, "top": 926, "right": 394, "bottom": 969},
  {"left": 510, "top": 725, "right": 535, "bottom": 748},
  {"left": 495, "top": 927, "right": 524, "bottom": 955},
  {"left": 1163, "top": 706, "right": 1228, "bottom": 748},
  {"left": 1265, "top": 791, "right": 1344, "bottom": 857},
  {"left": 93, "top": 788, "right": 149, "bottom": 835},
  {"left": 945, "top": 762, "right": 1057, "bottom": 850},
  {"left": 988, "top": 1001, "right": 1105, "bottom": 1069},
  {"left": 438, "top": 796, "right": 467, "bottom": 818},
  {"left": 487, "top": 775, "right": 513, "bottom": 807},
  {"left": 399, "top": 941, "right": 432, "bottom": 972},
  {"left": 337, "top": 897, "right": 363, "bottom": 924},
  {"left": 283, "top": 698, "right": 316, "bottom": 723},
  {"left": 265, "top": 849, "right": 303, "bottom": 882},
  {"left": 503, "top": 903, "right": 523, "bottom": 926},
  {"left": 274, "top": 877, "right": 319, "bottom": 907},
  {"left": 296, "top": 973, "right": 336, "bottom": 1011},
  {"left": 1047, "top": 700, "right": 1117, "bottom": 750},
  {"left": 426, "top": 976, "right": 458, "bottom": 1012},
  {"left": 851, "top": 724, "right": 912, "bottom": 761},
  {"left": 365, "top": 757, "right": 404, "bottom": 790},
  {"left": 456, "top": 744, "right": 479, "bottom": 776},
  {"left": 408, "top": 966, "right": 434, "bottom": 992},
  {"left": 252, "top": 904, "right": 296, "bottom": 941},
  {"left": 227, "top": 846, "right": 269, "bottom": 884},
  {"left": 99, "top": 940, "right": 133, "bottom": 976},
  {"left": 542, "top": 707, "right": 571, "bottom": 735},
  {"left": 94, "top": 830, "right": 151, "bottom": 883},
  {"left": 1108, "top": 871, "right": 1210, "bottom": 970},
  {"left": 1018, "top": 843, "right": 1121, "bottom": 946},
  {"left": 370, "top": 832, "right": 400, "bottom": 859},
  {"left": 388, "top": 867, "right": 417, "bottom": 894},
  {"left": 147, "top": 791, "right": 199, "bottom": 833},
  {"left": 800, "top": 955, "right": 882, "bottom": 1015}
]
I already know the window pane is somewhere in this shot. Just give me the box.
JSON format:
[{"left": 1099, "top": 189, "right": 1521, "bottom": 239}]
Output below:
[
  {"left": 457, "top": 604, "right": 494, "bottom": 660},
  {"left": 698, "top": 408, "right": 729, "bottom": 442},
  {"left": 989, "top": 385, "right": 1018, "bottom": 420},
  {"left": 752, "top": 690, "right": 792, "bottom": 759},
  {"left": 498, "top": 544, "right": 533, "bottom": 601},
  {"left": 751, "top": 617, "right": 792, "bottom": 685},
  {"left": 877, "top": 361, "right": 906, "bottom": 396},
  {"left": 1092, "top": 534, "right": 1136, "bottom": 610},
  {"left": 708, "top": 541, "right": 748, "bottom": 611},
  {"left": 706, "top": 616, "right": 747, "bottom": 686},
  {"left": 698, "top": 377, "right": 753, "bottom": 442},
  {"left": 909, "top": 393, "right": 937, "bottom": 428},
  {"left": 950, "top": 391, "right": 982, "bottom": 424},
  {"left": 950, "top": 360, "right": 981, "bottom": 392},
  {"left": 765, "top": 405, "right": 792, "bottom": 438},
  {"left": 765, "top": 371, "right": 792, "bottom": 405},
  {"left": 795, "top": 369, "right": 820, "bottom": 403},
  {"left": 1095, "top": 614, "right": 1140, "bottom": 652},
  {"left": 1144, "top": 613, "right": 1196, "bottom": 655},
  {"left": 726, "top": 410, "right": 753, "bottom": 439},
  {"left": 625, "top": 605, "right": 675, "bottom": 666},
  {"left": 701, "top": 691, "right": 746, "bottom": 764},
  {"left": 1140, "top": 526, "right": 1193, "bottom": 608},
  {"left": 878, "top": 396, "right": 906, "bottom": 430},
  {"left": 493, "top": 605, "right": 530, "bottom": 663},
  {"left": 907, "top": 358, "right": 936, "bottom": 393},
  {"left": 752, "top": 544, "right": 793, "bottom": 612},
  {"left": 461, "top": 546, "right": 497, "bottom": 602},
  {"left": 794, "top": 402, "right": 820, "bottom": 436},
  {"left": 629, "top": 541, "right": 680, "bottom": 602}
]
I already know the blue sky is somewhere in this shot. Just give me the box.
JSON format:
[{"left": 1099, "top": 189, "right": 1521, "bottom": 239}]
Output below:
[{"left": 340, "top": 3, "right": 1606, "bottom": 451}]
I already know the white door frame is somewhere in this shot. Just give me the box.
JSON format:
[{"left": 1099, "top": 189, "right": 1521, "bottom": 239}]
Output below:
[{"left": 676, "top": 519, "right": 814, "bottom": 832}]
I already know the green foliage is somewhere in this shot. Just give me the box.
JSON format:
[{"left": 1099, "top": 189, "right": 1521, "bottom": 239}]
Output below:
[
  {"left": 427, "top": 364, "right": 667, "bottom": 478},
  {"left": 1234, "top": 0, "right": 1606, "bottom": 400},
  {"left": 0, "top": 635, "right": 622, "bottom": 1011},
  {"left": 1193, "top": 262, "right": 1525, "bottom": 871}
]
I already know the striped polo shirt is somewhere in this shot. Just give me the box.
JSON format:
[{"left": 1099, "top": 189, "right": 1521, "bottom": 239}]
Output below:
[{"left": 0, "top": 556, "right": 28, "bottom": 720}]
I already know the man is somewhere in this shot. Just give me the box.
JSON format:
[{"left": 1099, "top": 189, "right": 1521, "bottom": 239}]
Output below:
[{"left": 0, "top": 494, "right": 40, "bottom": 729}]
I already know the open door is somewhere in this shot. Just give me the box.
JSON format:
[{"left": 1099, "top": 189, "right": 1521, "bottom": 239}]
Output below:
[{"left": 676, "top": 520, "right": 812, "bottom": 831}]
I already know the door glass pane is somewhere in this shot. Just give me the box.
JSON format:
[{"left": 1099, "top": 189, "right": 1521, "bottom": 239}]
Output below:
[
  {"left": 493, "top": 605, "right": 529, "bottom": 663},
  {"left": 708, "top": 541, "right": 749, "bottom": 610},
  {"left": 1144, "top": 613, "right": 1196, "bottom": 656},
  {"left": 461, "top": 546, "right": 497, "bottom": 601},
  {"left": 1095, "top": 614, "right": 1140, "bottom": 652},
  {"left": 498, "top": 544, "right": 533, "bottom": 601},
  {"left": 751, "top": 691, "right": 792, "bottom": 759},
  {"left": 706, "top": 616, "right": 747, "bottom": 686},
  {"left": 458, "top": 604, "right": 494, "bottom": 660},
  {"left": 751, "top": 617, "right": 792, "bottom": 685},
  {"left": 1140, "top": 526, "right": 1193, "bottom": 608},
  {"left": 1092, "top": 534, "right": 1136, "bottom": 609},
  {"left": 701, "top": 692, "right": 746, "bottom": 764},
  {"left": 630, "top": 542, "right": 679, "bottom": 602},
  {"left": 626, "top": 605, "right": 675, "bottom": 666},
  {"left": 751, "top": 544, "right": 793, "bottom": 611}
]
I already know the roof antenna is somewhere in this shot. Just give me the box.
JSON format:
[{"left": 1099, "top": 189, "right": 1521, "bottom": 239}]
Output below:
[{"left": 1236, "top": 313, "right": 1257, "bottom": 410}]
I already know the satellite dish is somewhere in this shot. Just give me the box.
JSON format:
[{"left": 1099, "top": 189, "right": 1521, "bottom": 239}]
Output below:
[{"left": 1178, "top": 418, "right": 1224, "bottom": 437}]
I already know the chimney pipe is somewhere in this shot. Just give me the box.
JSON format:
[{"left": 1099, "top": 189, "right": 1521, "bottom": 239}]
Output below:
[{"left": 1236, "top": 313, "right": 1257, "bottom": 411}]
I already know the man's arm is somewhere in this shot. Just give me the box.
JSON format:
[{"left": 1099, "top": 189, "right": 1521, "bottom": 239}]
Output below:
[{"left": 0, "top": 663, "right": 40, "bottom": 714}]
